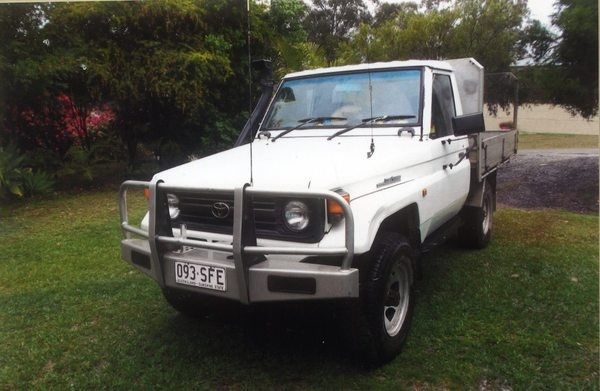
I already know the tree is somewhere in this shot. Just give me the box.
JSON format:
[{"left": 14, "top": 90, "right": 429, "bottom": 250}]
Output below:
[
  {"left": 549, "top": 0, "right": 598, "bottom": 117},
  {"left": 268, "top": 0, "right": 320, "bottom": 77},
  {"left": 44, "top": 1, "right": 236, "bottom": 166},
  {"left": 270, "top": 0, "right": 307, "bottom": 42},
  {"left": 0, "top": 0, "right": 321, "bottom": 170},
  {"left": 0, "top": 4, "right": 56, "bottom": 147},
  {"left": 373, "top": 2, "right": 418, "bottom": 27},
  {"left": 449, "top": 0, "right": 528, "bottom": 72},
  {"left": 304, "top": 0, "right": 370, "bottom": 65},
  {"left": 517, "top": 19, "right": 556, "bottom": 64},
  {"left": 506, "top": 0, "right": 598, "bottom": 119},
  {"left": 338, "top": 0, "right": 529, "bottom": 72}
]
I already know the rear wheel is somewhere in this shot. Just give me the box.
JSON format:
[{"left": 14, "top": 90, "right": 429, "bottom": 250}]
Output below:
[
  {"left": 458, "top": 181, "right": 494, "bottom": 249},
  {"left": 343, "top": 232, "right": 416, "bottom": 364}
]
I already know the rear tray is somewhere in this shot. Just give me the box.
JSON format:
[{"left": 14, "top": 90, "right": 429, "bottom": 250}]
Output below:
[{"left": 470, "top": 130, "right": 518, "bottom": 181}]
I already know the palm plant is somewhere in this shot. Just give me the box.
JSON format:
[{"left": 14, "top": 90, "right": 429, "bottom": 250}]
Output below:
[{"left": 0, "top": 144, "right": 25, "bottom": 198}]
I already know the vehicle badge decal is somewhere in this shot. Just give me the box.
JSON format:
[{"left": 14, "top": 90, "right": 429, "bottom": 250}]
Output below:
[
  {"left": 211, "top": 202, "right": 231, "bottom": 219},
  {"left": 376, "top": 175, "right": 402, "bottom": 188}
]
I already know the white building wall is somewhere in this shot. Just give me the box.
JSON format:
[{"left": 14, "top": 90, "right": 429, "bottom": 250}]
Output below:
[{"left": 484, "top": 104, "right": 599, "bottom": 135}]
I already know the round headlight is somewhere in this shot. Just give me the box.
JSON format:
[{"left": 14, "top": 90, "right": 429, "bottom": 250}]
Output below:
[
  {"left": 283, "top": 200, "right": 310, "bottom": 232},
  {"left": 167, "top": 193, "right": 180, "bottom": 219}
]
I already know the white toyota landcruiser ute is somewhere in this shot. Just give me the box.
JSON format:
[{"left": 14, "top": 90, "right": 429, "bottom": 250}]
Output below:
[{"left": 119, "top": 58, "right": 517, "bottom": 363}]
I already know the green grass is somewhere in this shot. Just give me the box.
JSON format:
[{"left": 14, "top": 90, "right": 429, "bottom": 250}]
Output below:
[
  {"left": 1, "top": 190, "right": 598, "bottom": 389},
  {"left": 518, "top": 132, "right": 598, "bottom": 149}
]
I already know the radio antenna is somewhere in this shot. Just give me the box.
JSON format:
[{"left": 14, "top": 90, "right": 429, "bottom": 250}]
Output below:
[
  {"left": 246, "top": 0, "right": 254, "bottom": 184},
  {"left": 367, "top": 67, "right": 375, "bottom": 158},
  {"left": 366, "top": 35, "right": 375, "bottom": 159}
]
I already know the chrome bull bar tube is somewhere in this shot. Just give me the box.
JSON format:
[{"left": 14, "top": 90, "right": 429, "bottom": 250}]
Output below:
[
  {"left": 118, "top": 180, "right": 355, "bottom": 303},
  {"left": 244, "top": 187, "right": 354, "bottom": 269},
  {"left": 119, "top": 180, "right": 150, "bottom": 239}
]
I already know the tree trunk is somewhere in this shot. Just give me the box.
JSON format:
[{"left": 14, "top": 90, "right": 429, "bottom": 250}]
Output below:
[{"left": 126, "top": 137, "right": 137, "bottom": 169}]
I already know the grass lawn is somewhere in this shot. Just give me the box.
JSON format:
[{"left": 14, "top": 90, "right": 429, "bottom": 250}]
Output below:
[
  {"left": 518, "top": 132, "right": 598, "bottom": 149},
  {"left": 1, "top": 190, "right": 598, "bottom": 389}
]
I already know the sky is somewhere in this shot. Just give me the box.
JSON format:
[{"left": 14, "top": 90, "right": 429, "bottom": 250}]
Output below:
[{"left": 526, "top": 0, "right": 556, "bottom": 27}]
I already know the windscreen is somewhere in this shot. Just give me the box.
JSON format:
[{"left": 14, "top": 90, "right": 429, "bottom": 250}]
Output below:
[{"left": 263, "top": 69, "right": 422, "bottom": 129}]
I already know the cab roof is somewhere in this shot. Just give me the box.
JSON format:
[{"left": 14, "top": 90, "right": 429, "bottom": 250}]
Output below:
[{"left": 284, "top": 60, "right": 453, "bottom": 79}]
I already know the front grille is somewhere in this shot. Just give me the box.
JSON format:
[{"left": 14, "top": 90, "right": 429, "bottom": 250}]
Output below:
[{"left": 170, "top": 192, "right": 325, "bottom": 243}]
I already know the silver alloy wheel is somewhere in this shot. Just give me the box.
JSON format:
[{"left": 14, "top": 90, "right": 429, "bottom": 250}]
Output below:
[
  {"left": 482, "top": 192, "right": 493, "bottom": 235},
  {"left": 383, "top": 259, "right": 410, "bottom": 337}
]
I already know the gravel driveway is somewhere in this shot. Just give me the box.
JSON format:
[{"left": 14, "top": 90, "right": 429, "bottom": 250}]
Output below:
[{"left": 496, "top": 149, "right": 599, "bottom": 213}]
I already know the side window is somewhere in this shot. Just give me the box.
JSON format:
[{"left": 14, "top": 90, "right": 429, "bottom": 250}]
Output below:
[{"left": 430, "top": 74, "right": 456, "bottom": 139}]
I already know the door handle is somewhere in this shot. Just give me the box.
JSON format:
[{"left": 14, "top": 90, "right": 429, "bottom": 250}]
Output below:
[
  {"left": 443, "top": 152, "right": 467, "bottom": 170},
  {"left": 442, "top": 136, "right": 470, "bottom": 145}
]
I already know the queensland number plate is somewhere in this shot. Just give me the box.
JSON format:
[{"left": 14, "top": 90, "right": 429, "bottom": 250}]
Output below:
[{"left": 174, "top": 261, "right": 226, "bottom": 291}]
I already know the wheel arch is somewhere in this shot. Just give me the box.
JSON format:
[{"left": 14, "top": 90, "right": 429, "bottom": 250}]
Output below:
[
  {"left": 465, "top": 171, "right": 497, "bottom": 210},
  {"left": 375, "top": 203, "right": 421, "bottom": 252},
  {"left": 348, "top": 202, "right": 422, "bottom": 284}
]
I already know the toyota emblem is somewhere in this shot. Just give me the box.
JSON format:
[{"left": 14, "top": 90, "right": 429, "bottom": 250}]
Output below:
[{"left": 211, "top": 201, "right": 230, "bottom": 219}]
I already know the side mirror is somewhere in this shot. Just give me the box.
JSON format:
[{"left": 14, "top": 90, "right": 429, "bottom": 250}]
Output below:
[{"left": 452, "top": 112, "right": 485, "bottom": 136}]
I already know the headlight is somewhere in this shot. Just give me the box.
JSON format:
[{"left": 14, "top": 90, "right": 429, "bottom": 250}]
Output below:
[
  {"left": 167, "top": 193, "right": 180, "bottom": 219},
  {"left": 283, "top": 200, "right": 310, "bottom": 232}
]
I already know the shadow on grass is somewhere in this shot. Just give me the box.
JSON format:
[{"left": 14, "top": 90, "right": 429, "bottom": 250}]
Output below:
[
  {"left": 114, "top": 245, "right": 464, "bottom": 385},
  {"left": 116, "top": 244, "right": 465, "bottom": 384},
  {"left": 1, "top": 281, "right": 371, "bottom": 387},
  {"left": 144, "top": 300, "right": 369, "bottom": 371}
]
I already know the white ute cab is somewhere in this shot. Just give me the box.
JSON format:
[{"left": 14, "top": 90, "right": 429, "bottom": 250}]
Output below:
[{"left": 118, "top": 58, "right": 517, "bottom": 363}]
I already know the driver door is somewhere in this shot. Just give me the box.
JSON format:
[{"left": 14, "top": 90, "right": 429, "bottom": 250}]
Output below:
[{"left": 425, "top": 72, "right": 470, "bottom": 233}]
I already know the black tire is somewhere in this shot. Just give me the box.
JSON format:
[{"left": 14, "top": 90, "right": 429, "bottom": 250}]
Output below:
[
  {"left": 458, "top": 181, "right": 494, "bottom": 249},
  {"left": 161, "top": 288, "right": 217, "bottom": 318},
  {"left": 343, "top": 232, "right": 416, "bottom": 365}
]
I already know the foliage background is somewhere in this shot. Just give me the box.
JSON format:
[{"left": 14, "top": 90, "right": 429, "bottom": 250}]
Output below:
[{"left": 0, "top": 0, "right": 597, "bottom": 197}]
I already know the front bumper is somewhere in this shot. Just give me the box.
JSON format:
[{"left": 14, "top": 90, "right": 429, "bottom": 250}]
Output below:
[
  {"left": 121, "top": 238, "right": 358, "bottom": 301},
  {"left": 119, "top": 180, "right": 358, "bottom": 303}
]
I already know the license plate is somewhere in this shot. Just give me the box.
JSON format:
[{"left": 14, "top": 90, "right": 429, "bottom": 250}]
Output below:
[{"left": 174, "top": 261, "right": 226, "bottom": 291}]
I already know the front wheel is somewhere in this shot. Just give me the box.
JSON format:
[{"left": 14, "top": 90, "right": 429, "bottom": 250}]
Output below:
[{"left": 343, "top": 232, "right": 416, "bottom": 364}]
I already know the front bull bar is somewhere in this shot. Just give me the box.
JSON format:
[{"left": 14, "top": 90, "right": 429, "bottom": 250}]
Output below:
[{"left": 118, "top": 179, "right": 355, "bottom": 304}]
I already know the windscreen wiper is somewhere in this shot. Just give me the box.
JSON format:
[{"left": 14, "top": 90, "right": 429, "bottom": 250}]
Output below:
[
  {"left": 327, "top": 115, "right": 416, "bottom": 140},
  {"left": 271, "top": 116, "right": 347, "bottom": 142}
]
